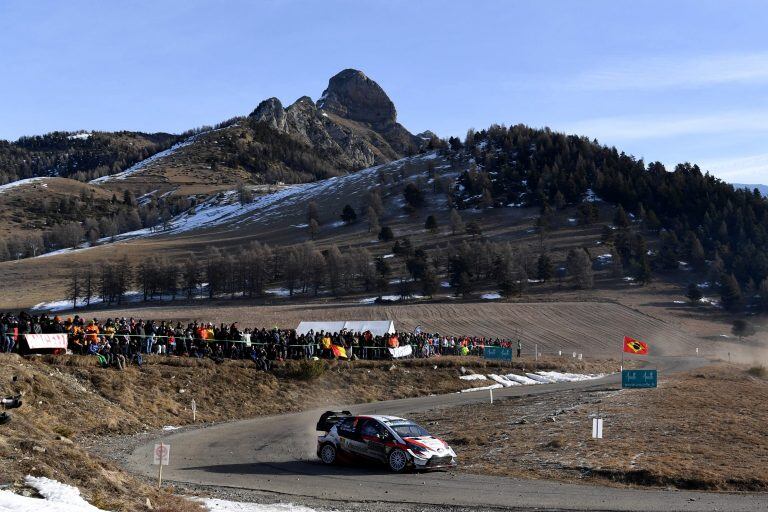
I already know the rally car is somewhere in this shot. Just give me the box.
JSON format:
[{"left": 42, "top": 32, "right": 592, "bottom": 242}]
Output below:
[{"left": 316, "top": 410, "right": 457, "bottom": 472}]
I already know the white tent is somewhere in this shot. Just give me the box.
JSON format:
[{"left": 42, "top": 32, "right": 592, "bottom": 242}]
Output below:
[{"left": 296, "top": 320, "right": 395, "bottom": 337}]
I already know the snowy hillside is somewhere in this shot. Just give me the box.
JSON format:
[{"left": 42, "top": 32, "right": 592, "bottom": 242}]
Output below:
[
  {"left": 89, "top": 129, "right": 217, "bottom": 184},
  {"left": 43, "top": 151, "right": 449, "bottom": 258},
  {"left": 0, "top": 177, "right": 49, "bottom": 194}
]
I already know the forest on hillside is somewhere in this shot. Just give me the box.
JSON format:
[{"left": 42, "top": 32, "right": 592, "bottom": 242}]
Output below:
[
  {"left": 0, "top": 131, "right": 179, "bottom": 183},
  {"left": 445, "top": 124, "right": 768, "bottom": 309}
]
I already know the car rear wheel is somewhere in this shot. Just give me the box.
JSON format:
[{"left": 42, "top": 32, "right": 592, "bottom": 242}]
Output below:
[
  {"left": 388, "top": 448, "right": 409, "bottom": 472},
  {"left": 320, "top": 443, "right": 337, "bottom": 465}
]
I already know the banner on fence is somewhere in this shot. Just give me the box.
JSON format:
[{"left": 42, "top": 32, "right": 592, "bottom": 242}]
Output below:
[
  {"left": 483, "top": 346, "right": 513, "bottom": 361},
  {"left": 25, "top": 333, "right": 68, "bottom": 350},
  {"left": 388, "top": 345, "right": 412, "bottom": 358}
]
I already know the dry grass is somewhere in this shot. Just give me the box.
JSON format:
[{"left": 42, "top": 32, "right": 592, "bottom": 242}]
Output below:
[
  {"left": 1, "top": 353, "right": 613, "bottom": 510},
  {"left": 412, "top": 364, "right": 768, "bottom": 491},
  {"left": 0, "top": 351, "right": 624, "bottom": 509}
]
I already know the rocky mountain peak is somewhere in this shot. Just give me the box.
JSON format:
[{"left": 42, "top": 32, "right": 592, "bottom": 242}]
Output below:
[
  {"left": 250, "top": 97, "right": 287, "bottom": 131},
  {"left": 317, "top": 68, "right": 397, "bottom": 129}
]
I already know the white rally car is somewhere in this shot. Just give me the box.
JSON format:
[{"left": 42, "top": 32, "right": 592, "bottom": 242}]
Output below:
[{"left": 316, "top": 411, "right": 457, "bottom": 472}]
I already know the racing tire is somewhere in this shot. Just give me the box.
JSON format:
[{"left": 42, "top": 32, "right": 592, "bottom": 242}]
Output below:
[
  {"left": 319, "top": 443, "right": 337, "bottom": 465},
  {"left": 388, "top": 448, "right": 409, "bottom": 473}
]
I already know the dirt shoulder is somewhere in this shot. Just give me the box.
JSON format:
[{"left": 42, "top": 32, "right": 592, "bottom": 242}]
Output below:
[
  {"left": 0, "top": 354, "right": 615, "bottom": 511},
  {"left": 411, "top": 364, "right": 768, "bottom": 491}
]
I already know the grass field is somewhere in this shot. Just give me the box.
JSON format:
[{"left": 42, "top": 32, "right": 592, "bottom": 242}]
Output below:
[{"left": 412, "top": 364, "right": 768, "bottom": 491}]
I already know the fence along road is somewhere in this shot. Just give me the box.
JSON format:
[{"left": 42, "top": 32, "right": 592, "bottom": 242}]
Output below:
[{"left": 126, "top": 356, "right": 767, "bottom": 511}]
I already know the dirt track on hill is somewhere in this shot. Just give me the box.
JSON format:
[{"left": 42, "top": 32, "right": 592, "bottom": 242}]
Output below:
[{"left": 85, "top": 299, "right": 701, "bottom": 358}]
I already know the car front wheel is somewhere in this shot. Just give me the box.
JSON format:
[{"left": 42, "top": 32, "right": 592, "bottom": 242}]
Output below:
[
  {"left": 320, "top": 443, "right": 337, "bottom": 465},
  {"left": 388, "top": 448, "right": 409, "bottom": 472}
]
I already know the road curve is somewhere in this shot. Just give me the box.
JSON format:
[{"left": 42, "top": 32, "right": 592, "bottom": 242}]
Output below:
[{"left": 127, "top": 357, "right": 767, "bottom": 511}]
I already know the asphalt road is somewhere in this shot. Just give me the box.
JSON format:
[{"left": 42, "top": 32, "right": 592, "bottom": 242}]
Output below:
[{"left": 127, "top": 357, "right": 768, "bottom": 511}]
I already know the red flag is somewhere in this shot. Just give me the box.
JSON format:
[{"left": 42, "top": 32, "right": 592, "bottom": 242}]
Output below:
[
  {"left": 623, "top": 336, "right": 649, "bottom": 355},
  {"left": 331, "top": 345, "right": 348, "bottom": 359}
]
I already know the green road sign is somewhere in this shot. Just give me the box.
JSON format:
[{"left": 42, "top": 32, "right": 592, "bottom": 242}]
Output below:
[
  {"left": 621, "top": 369, "right": 657, "bottom": 388},
  {"left": 484, "top": 346, "right": 513, "bottom": 361}
]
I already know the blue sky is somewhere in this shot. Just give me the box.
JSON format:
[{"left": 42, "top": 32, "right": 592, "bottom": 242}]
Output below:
[{"left": 1, "top": 0, "right": 767, "bottom": 183}]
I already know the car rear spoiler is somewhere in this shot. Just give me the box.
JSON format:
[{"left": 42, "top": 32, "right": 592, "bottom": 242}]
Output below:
[{"left": 316, "top": 410, "right": 351, "bottom": 432}]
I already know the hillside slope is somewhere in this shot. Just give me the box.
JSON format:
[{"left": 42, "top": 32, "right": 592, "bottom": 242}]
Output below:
[{"left": 0, "top": 130, "right": 178, "bottom": 184}]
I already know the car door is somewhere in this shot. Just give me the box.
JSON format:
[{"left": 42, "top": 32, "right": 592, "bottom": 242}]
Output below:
[
  {"left": 337, "top": 417, "right": 370, "bottom": 458},
  {"left": 359, "top": 419, "right": 390, "bottom": 462}
]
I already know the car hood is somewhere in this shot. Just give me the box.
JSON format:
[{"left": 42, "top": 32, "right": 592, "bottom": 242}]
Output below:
[{"left": 404, "top": 436, "right": 448, "bottom": 452}]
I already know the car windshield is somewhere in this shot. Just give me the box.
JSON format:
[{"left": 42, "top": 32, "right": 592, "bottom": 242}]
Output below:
[{"left": 389, "top": 421, "right": 430, "bottom": 438}]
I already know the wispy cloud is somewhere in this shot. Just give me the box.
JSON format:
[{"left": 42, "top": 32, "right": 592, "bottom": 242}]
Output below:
[
  {"left": 698, "top": 153, "right": 768, "bottom": 183},
  {"left": 563, "top": 109, "right": 768, "bottom": 141},
  {"left": 571, "top": 52, "right": 768, "bottom": 90}
]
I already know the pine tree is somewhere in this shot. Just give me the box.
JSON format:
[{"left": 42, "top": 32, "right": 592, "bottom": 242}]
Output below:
[
  {"left": 466, "top": 220, "right": 482, "bottom": 238},
  {"left": 759, "top": 279, "right": 768, "bottom": 313},
  {"left": 374, "top": 256, "right": 391, "bottom": 297},
  {"left": 403, "top": 182, "right": 424, "bottom": 209},
  {"left": 636, "top": 254, "right": 653, "bottom": 284},
  {"left": 731, "top": 319, "right": 756, "bottom": 341},
  {"left": 420, "top": 266, "right": 439, "bottom": 297},
  {"left": 566, "top": 248, "right": 593, "bottom": 289},
  {"left": 341, "top": 204, "right": 357, "bottom": 224},
  {"left": 378, "top": 226, "right": 394, "bottom": 242},
  {"left": 536, "top": 254, "right": 554, "bottom": 282},
  {"left": 613, "top": 205, "right": 630, "bottom": 228},
  {"left": 686, "top": 283, "right": 703, "bottom": 303},
  {"left": 425, "top": 215, "right": 438, "bottom": 233},
  {"left": 720, "top": 273, "right": 743, "bottom": 312}
]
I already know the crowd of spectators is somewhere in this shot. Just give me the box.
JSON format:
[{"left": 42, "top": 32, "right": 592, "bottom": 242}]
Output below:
[{"left": 0, "top": 311, "right": 522, "bottom": 370}]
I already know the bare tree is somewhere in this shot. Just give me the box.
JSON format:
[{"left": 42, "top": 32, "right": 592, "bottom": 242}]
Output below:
[
  {"left": 66, "top": 271, "right": 80, "bottom": 309},
  {"left": 366, "top": 206, "right": 380, "bottom": 233},
  {"left": 450, "top": 209, "right": 465, "bottom": 235}
]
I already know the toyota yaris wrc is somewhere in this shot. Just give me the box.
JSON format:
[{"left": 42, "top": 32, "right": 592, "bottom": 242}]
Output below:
[{"left": 316, "top": 411, "right": 457, "bottom": 472}]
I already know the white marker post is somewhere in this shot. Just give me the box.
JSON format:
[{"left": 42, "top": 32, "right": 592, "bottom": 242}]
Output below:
[
  {"left": 592, "top": 418, "right": 603, "bottom": 439},
  {"left": 535, "top": 343, "right": 538, "bottom": 362},
  {"left": 153, "top": 443, "right": 170, "bottom": 488},
  {"left": 191, "top": 399, "right": 197, "bottom": 422},
  {"left": 490, "top": 388, "right": 494, "bottom": 404}
]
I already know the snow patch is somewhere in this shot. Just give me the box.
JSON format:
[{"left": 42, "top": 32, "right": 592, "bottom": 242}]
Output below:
[
  {"left": 266, "top": 288, "right": 292, "bottom": 297},
  {"left": 459, "top": 374, "right": 487, "bottom": 381},
  {"left": 0, "top": 177, "right": 48, "bottom": 194},
  {"left": 584, "top": 188, "right": 601, "bottom": 202},
  {"left": 535, "top": 371, "right": 605, "bottom": 383},
  {"left": 359, "top": 294, "right": 425, "bottom": 304},
  {"left": 481, "top": 293, "right": 501, "bottom": 300},
  {"left": 202, "top": 499, "right": 321, "bottom": 512},
  {"left": 488, "top": 374, "right": 519, "bottom": 387},
  {"left": 503, "top": 373, "right": 541, "bottom": 385},
  {"left": 459, "top": 383, "right": 503, "bottom": 393},
  {"left": 0, "top": 476, "right": 107, "bottom": 512}
]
